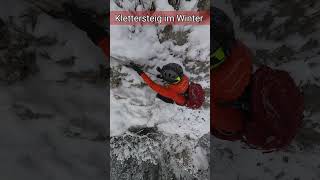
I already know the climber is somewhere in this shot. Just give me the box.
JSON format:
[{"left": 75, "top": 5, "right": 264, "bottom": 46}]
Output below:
[
  {"left": 211, "top": 6, "right": 252, "bottom": 141},
  {"left": 211, "top": 7, "right": 304, "bottom": 151},
  {"left": 129, "top": 62, "right": 205, "bottom": 109},
  {"left": 62, "top": 2, "right": 205, "bottom": 109}
]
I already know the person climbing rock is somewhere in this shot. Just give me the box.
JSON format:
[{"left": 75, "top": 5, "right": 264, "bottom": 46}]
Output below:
[
  {"left": 129, "top": 62, "right": 205, "bottom": 109},
  {"left": 50, "top": 2, "right": 205, "bottom": 109},
  {"left": 211, "top": 6, "right": 252, "bottom": 141},
  {"left": 130, "top": 62, "right": 189, "bottom": 105},
  {"left": 211, "top": 6, "right": 304, "bottom": 151}
]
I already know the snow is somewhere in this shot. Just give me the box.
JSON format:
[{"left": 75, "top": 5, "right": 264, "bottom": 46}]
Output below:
[
  {"left": 110, "top": 0, "right": 210, "bottom": 138},
  {"left": 110, "top": 0, "right": 210, "bottom": 178},
  {"left": 1, "top": 0, "right": 319, "bottom": 179},
  {"left": 0, "top": 0, "right": 107, "bottom": 179}
]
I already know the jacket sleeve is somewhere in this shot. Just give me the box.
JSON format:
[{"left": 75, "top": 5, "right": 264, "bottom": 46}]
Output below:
[{"left": 140, "top": 73, "right": 186, "bottom": 105}]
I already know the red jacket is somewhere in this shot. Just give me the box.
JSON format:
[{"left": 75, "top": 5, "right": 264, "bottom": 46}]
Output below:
[
  {"left": 97, "top": 34, "right": 189, "bottom": 105},
  {"left": 141, "top": 73, "right": 189, "bottom": 105},
  {"left": 211, "top": 40, "right": 252, "bottom": 140}
]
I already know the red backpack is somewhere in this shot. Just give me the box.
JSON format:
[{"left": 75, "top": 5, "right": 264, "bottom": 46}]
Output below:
[
  {"left": 186, "top": 82, "right": 205, "bottom": 109},
  {"left": 244, "top": 66, "right": 304, "bottom": 151}
]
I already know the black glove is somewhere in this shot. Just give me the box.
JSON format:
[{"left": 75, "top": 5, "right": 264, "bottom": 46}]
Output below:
[
  {"left": 156, "top": 74, "right": 163, "bottom": 79},
  {"left": 62, "top": 3, "right": 108, "bottom": 45},
  {"left": 156, "top": 66, "right": 162, "bottom": 73},
  {"left": 129, "top": 62, "right": 143, "bottom": 75}
]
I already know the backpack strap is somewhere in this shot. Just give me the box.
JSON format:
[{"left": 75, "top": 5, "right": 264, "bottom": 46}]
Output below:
[{"left": 156, "top": 93, "right": 174, "bottom": 104}]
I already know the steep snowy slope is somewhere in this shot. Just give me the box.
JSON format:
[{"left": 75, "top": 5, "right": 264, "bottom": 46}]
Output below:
[
  {"left": 0, "top": 0, "right": 108, "bottom": 179},
  {"left": 110, "top": 0, "right": 210, "bottom": 179}
]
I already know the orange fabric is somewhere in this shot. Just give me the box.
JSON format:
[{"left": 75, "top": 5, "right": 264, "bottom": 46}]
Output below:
[
  {"left": 211, "top": 40, "right": 252, "bottom": 138},
  {"left": 98, "top": 37, "right": 110, "bottom": 60},
  {"left": 211, "top": 40, "right": 252, "bottom": 102},
  {"left": 140, "top": 73, "right": 189, "bottom": 105}
]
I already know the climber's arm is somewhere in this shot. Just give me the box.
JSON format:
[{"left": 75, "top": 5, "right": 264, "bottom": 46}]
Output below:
[{"left": 140, "top": 73, "right": 186, "bottom": 105}]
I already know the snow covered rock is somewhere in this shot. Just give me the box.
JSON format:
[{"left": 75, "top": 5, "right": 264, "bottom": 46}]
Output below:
[{"left": 110, "top": 0, "right": 210, "bottom": 179}]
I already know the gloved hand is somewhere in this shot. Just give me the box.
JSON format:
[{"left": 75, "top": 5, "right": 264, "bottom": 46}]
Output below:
[
  {"left": 129, "top": 62, "right": 143, "bottom": 75},
  {"left": 156, "top": 67, "right": 162, "bottom": 73},
  {"left": 156, "top": 74, "right": 163, "bottom": 79},
  {"left": 62, "top": 2, "right": 107, "bottom": 45}
]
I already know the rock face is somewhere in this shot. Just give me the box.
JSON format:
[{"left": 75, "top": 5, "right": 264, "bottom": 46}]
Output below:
[
  {"left": 228, "top": 0, "right": 320, "bottom": 65},
  {"left": 0, "top": 1, "right": 108, "bottom": 179},
  {"left": 231, "top": 0, "right": 320, "bottom": 41},
  {"left": 111, "top": 127, "right": 210, "bottom": 180},
  {"left": 110, "top": 0, "right": 210, "bottom": 179},
  {"left": 1, "top": 0, "right": 319, "bottom": 179}
]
